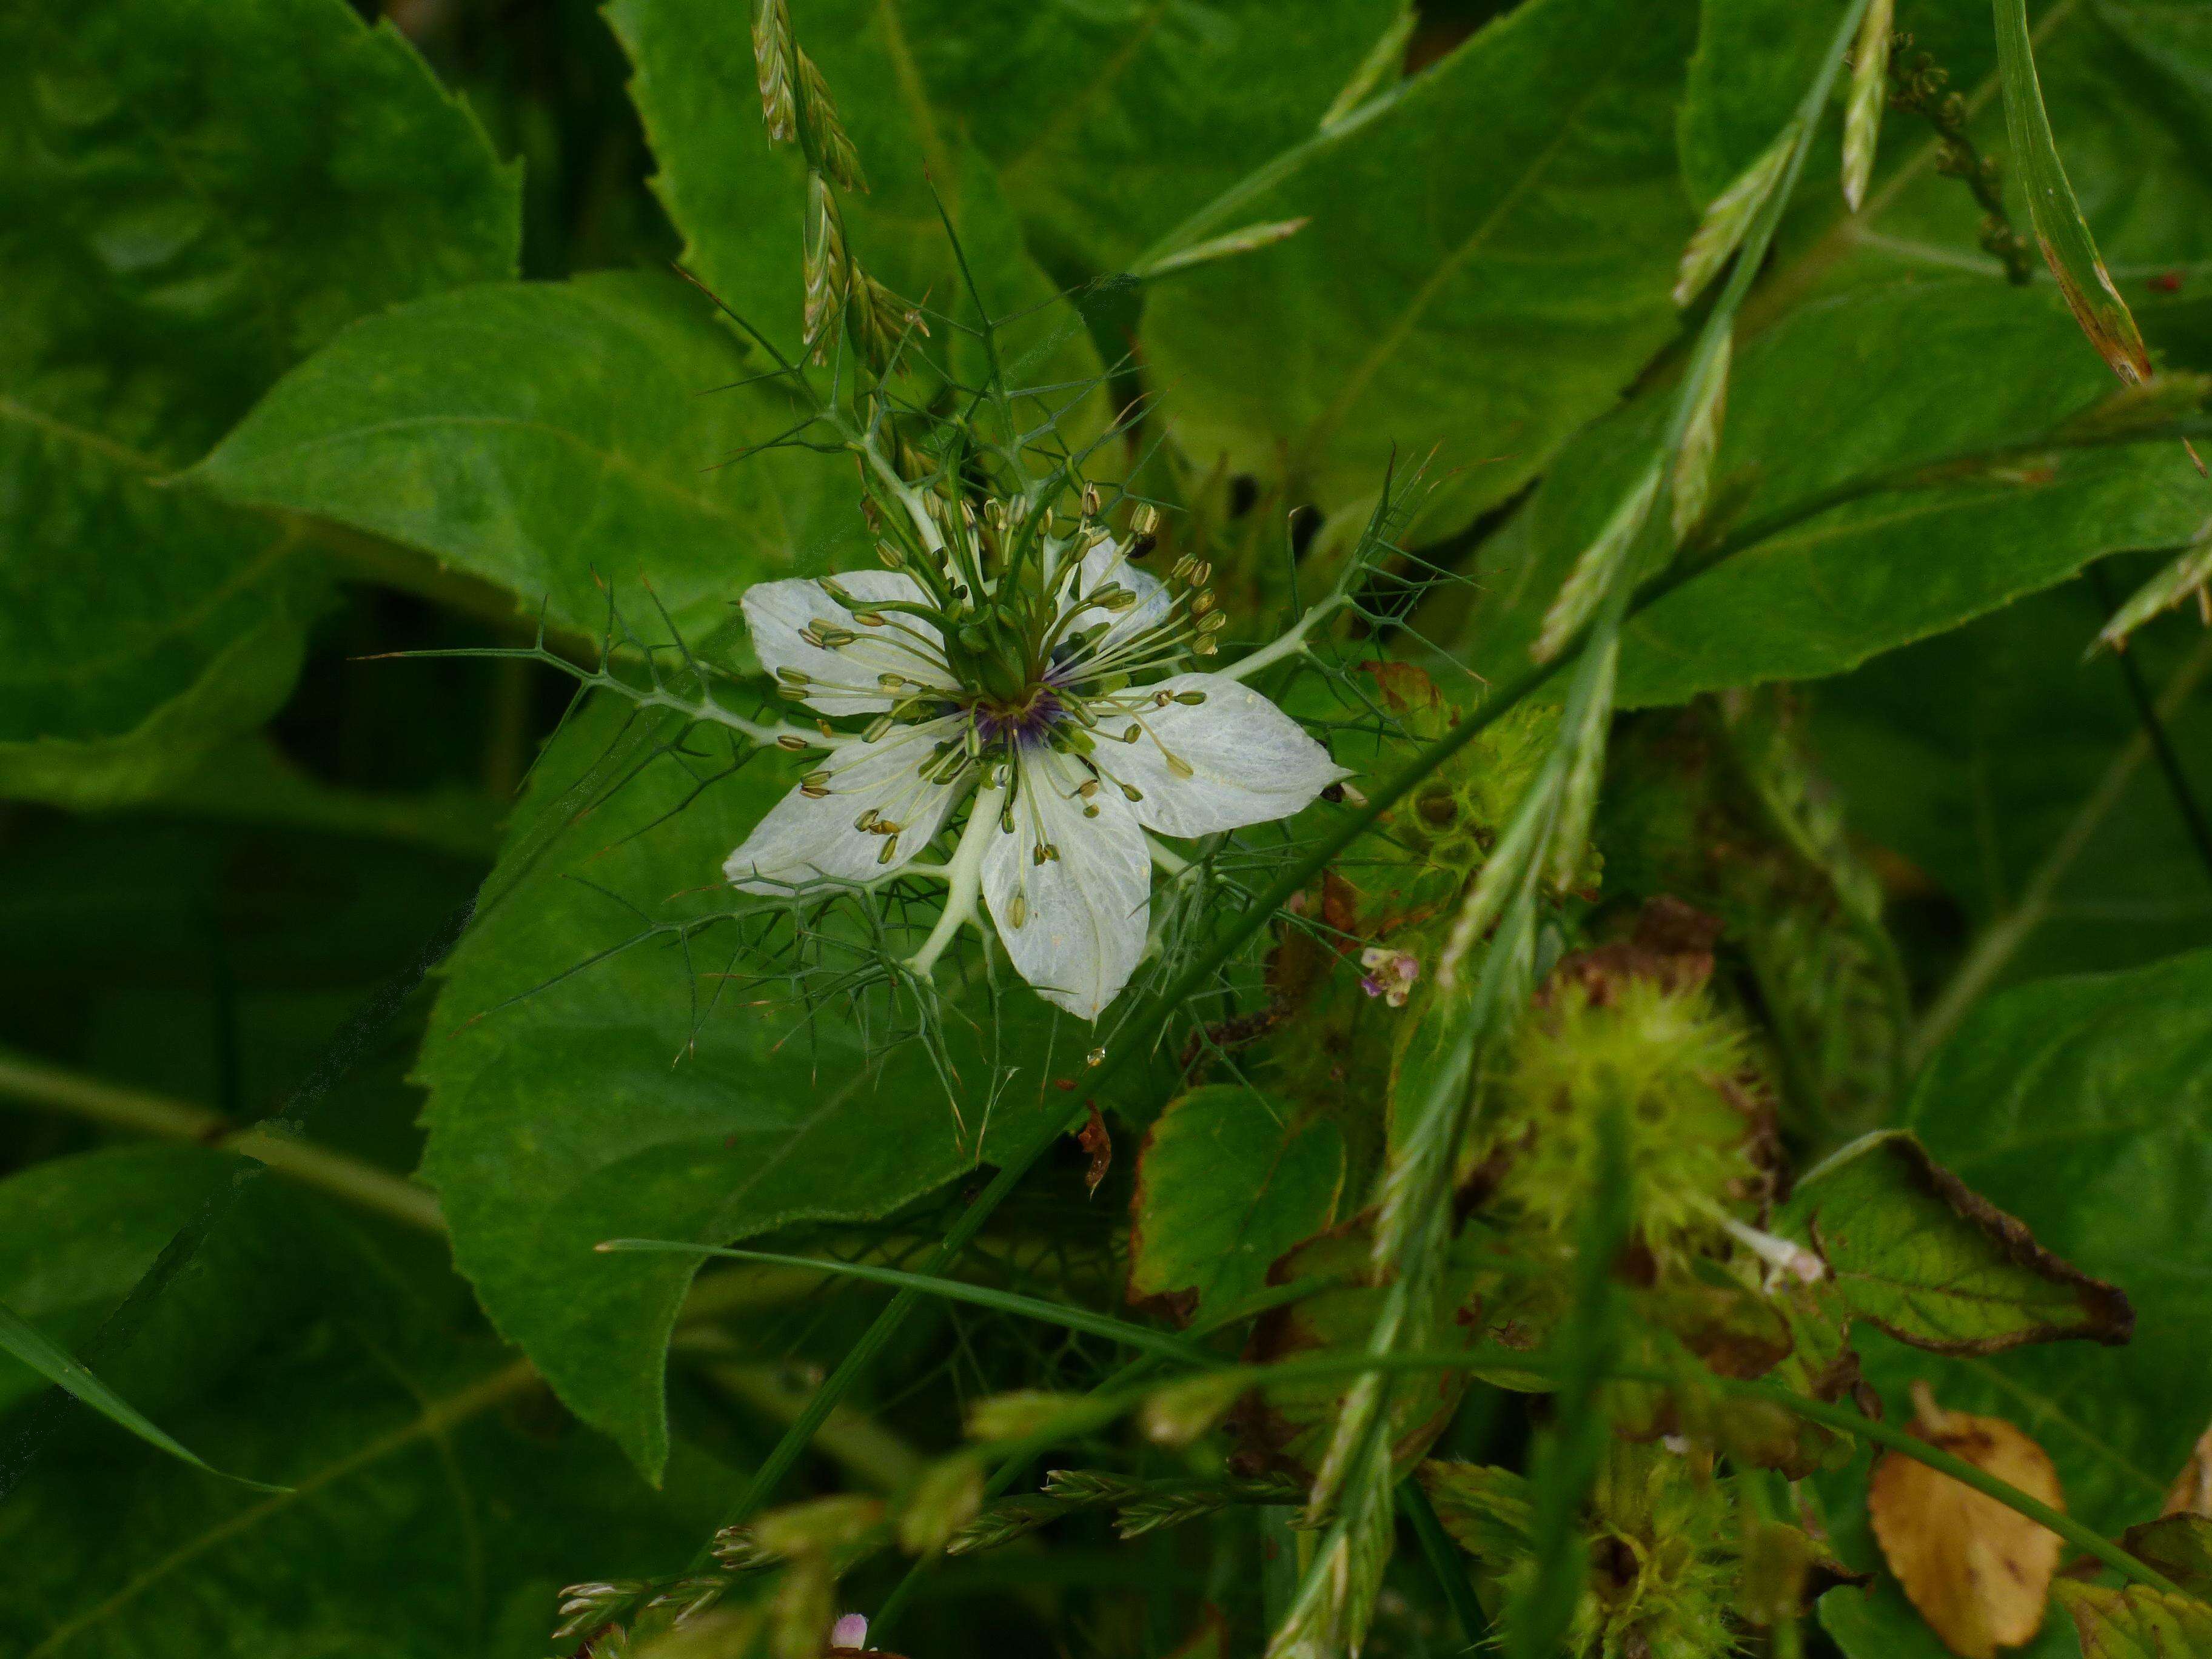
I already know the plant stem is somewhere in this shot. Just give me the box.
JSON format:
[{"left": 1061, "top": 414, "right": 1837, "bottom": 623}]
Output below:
[
  {"left": 1911, "top": 625, "right": 2212, "bottom": 1065},
  {"left": 2087, "top": 564, "right": 2212, "bottom": 887},
  {"left": 0, "top": 1048, "right": 444, "bottom": 1235}
]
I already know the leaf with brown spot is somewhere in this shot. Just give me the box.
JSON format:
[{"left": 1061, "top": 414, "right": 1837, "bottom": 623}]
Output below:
[
  {"left": 2056, "top": 1582, "right": 2212, "bottom": 1659},
  {"left": 2122, "top": 1515, "right": 2212, "bottom": 1603},
  {"left": 1869, "top": 1383, "right": 2066, "bottom": 1659},
  {"left": 1780, "top": 1131, "right": 2133, "bottom": 1356}
]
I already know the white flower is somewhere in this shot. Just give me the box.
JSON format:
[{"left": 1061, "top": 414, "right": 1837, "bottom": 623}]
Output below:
[{"left": 722, "top": 503, "right": 1346, "bottom": 1019}]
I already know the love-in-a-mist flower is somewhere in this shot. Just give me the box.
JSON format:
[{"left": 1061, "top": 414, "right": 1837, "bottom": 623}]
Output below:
[{"left": 722, "top": 490, "right": 1346, "bottom": 1019}]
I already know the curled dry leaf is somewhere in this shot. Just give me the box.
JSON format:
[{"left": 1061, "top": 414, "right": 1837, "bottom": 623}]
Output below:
[
  {"left": 1868, "top": 1382, "right": 2065, "bottom": 1659},
  {"left": 2162, "top": 1421, "right": 2212, "bottom": 1519}
]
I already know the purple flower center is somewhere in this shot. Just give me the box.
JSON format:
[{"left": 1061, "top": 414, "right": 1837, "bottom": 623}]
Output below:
[{"left": 973, "top": 688, "right": 1065, "bottom": 746}]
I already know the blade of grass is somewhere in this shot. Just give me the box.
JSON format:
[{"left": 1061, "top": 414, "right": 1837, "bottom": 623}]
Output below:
[
  {"left": 597, "top": 1240, "right": 1217, "bottom": 1367},
  {"left": 0, "top": 1300, "right": 286, "bottom": 1492},
  {"left": 1399, "top": 1476, "right": 1489, "bottom": 1653}
]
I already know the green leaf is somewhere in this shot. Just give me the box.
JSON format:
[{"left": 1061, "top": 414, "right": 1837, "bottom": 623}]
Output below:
[
  {"left": 1780, "top": 1130, "right": 2133, "bottom": 1355},
  {"left": 1678, "top": 0, "right": 1842, "bottom": 205},
  {"left": 192, "top": 272, "right": 850, "bottom": 645},
  {"left": 1415, "top": 1459, "right": 1532, "bottom": 1566},
  {"left": 1, "top": 0, "right": 518, "bottom": 805},
  {"left": 2122, "top": 1515, "right": 2212, "bottom": 1600},
  {"left": 415, "top": 694, "right": 1093, "bottom": 1482},
  {"left": 1127, "top": 1084, "right": 1345, "bottom": 1322},
  {"left": 1811, "top": 569, "right": 2212, "bottom": 1007},
  {"left": 1450, "top": 280, "right": 2209, "bottom": 705},
  {"left": 1885, "top": 947, "right": 2212, "bottom": 1531},
  {"left": 605, "top": 0, "right": 1104, "bottom": 400},
  {"left": 0, "top": 1298, "right": 278, "bottom": 1492},
  {"left": 2057, "top": 1581, "right": 2212, "bottom": 1659},
  {"left": 1139, "top": 0, "right": 1698, "bottom": 536},
  {"left": 1820, "top": 1576, "right": 2078, "bottom": 1659},
  {"left": 851, "top": 0, "right": 1401, "bottom": 280},
  {"left": 0, "top": 1155, "right": 717, "bottom": 1658}
]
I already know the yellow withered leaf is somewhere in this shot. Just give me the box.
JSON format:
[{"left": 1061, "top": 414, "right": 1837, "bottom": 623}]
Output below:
[{"left": 1868, "top": 1382, "right": 2065, "bottom": 1658}]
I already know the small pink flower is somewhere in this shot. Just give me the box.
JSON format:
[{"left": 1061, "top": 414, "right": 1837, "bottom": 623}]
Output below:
[
  {"left": 1358, "top": 946, "right": 1420, "bottom": 1008},
  {"left": 830, "top": 1613, "right": 871, "bottom": 1651}
]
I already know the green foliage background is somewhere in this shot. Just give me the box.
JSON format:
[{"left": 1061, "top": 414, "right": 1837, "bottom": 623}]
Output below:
[{"left": 6, "top": 0, "right": 2212, "bottom": 1655}]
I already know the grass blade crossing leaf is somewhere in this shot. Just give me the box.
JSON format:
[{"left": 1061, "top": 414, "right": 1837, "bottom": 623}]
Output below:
[{"left": 0, "top": 1299, "right": 283, "bottom": 1493}]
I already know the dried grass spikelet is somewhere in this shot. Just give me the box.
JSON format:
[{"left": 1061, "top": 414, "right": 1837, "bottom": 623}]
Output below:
[{"left": 1869, "top": 1381, "right": 2065, "bottom": 1658}]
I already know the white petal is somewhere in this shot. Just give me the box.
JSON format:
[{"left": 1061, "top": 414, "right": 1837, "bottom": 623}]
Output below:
[
  {"left": 981, "top": 751, "right": 1152, "bottom": 1020},
  {"left": 1058, "top": 539, "right": 1170, "bottom": 660},
  {"left": 723, "top": 720, "right": 965, "bottom": 893},
  {"left": 742, "top": 571, "right": 955, "bottom": 717},
  {"left": 1094, "top": 673, "right": 1347, "bottom": 839}
]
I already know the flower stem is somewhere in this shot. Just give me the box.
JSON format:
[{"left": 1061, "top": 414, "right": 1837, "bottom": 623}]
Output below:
[{"left": 1219, "top": 595, "right": 1341, "bottom": 684}]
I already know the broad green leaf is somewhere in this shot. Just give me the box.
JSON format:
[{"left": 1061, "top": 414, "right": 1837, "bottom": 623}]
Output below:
[
  {"left": 415, "top": 695, "right": 1098, "bottom": 1481},
  {"left": 825, "top": 0, "right": 1401, "bottom": 280},
  {"left": 1812, "top": 569, "right": 2212, "bottom": 1007},
  {"left": 0, "top": 1158, "right": 717, "bottom": 1659},
  {"left": 192, "top": 273, "right": 851, "bottom": 646},
  {"left": 1127, "top": 1084, "right": 1344, "bottom": 1321},
  {"left": 605, "top": 0, "right": 1105, "bottom": 402},
  {"left": 1882, "top": 947, "right": 2212, "bottom": 1532},
  {"left": 1780, "top": 1130, "right": 2132, "bottom": 1355},
  {"left": 1140, "top": 0, "right": 1698, "bottom": 536},
  {"left": 2057, "top": 1582, "right": 2212, "bottom": 1659},
  {"left": 0, "top": 0, "right": 518, "bottom": 806},
  {"left": 1447, "top": 280, "right": 2208, "bottom": 705},
  {"left": 1678, "top": 0, "right": 1843, "bottom": 204}
]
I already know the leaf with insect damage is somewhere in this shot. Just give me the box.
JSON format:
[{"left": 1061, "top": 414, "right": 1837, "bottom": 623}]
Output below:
[{"left": 1868, "top": 1384, "right": 2066, "bottom": 1659}]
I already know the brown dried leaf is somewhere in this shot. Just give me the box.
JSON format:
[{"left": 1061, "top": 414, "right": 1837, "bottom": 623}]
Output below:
[
  {"left": 1869, "top": 1382, "right": 2065, "bottom": 1658},
  {"left": 2163, "top": 1423, "right": 2212, "bottom": 1520},
  {"left": 1077, "top": 1102, "right": 1111, "bottom": 1196}
]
